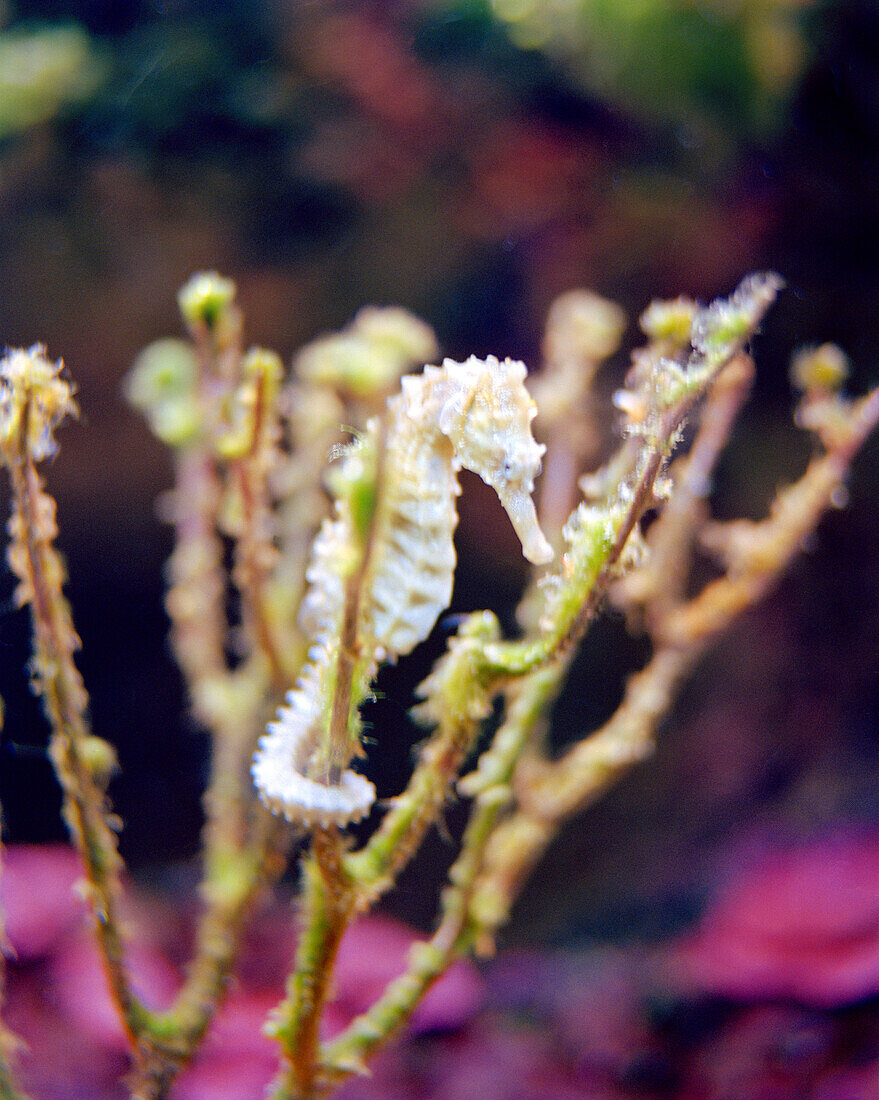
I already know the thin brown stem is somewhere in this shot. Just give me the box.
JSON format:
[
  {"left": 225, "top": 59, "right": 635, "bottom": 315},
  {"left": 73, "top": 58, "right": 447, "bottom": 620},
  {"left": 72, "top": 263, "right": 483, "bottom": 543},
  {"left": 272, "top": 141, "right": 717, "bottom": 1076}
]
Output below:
[{"left": 10, "top": 459, "right": 148, "bottom": 1048}]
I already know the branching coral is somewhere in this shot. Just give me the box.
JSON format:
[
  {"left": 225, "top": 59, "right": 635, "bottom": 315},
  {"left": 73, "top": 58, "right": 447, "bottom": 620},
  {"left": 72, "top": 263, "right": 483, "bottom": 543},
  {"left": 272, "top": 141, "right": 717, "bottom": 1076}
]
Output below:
[{"left": 0, "top": 273, "right": 876, "bottom": 1100}]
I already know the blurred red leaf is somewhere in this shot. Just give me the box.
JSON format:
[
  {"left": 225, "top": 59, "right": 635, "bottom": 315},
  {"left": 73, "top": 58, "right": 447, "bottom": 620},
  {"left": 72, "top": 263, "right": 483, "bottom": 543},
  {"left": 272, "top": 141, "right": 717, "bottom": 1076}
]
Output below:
[
  {"left": 667, "top": 833, "right": 879, "bottom": 1007},
  {"left": 47, "top": 927, "right": 181, "bottom": 1049},
  {"left": 174, "top": 990, "right": 280, "bottom": 1100},
  {"left": 1, "top": 844, "right": 85, "bottom": 961}
]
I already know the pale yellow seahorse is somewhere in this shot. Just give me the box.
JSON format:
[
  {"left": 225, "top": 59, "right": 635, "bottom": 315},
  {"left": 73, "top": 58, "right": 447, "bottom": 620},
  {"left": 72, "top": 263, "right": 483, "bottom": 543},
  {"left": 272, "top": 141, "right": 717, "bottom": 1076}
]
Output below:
[{"left": 252, "top": 354, "right": 552, "bottom": 827}]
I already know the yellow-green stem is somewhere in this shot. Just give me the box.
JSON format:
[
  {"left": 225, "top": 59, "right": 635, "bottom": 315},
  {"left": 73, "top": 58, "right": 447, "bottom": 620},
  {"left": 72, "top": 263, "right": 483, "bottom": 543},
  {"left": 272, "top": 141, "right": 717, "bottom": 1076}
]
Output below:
[
  {"left": 269, "top": 828, "right": 355, "bottom": 1100},
  {"left": 319, "top": 663, "right": 563, "bottom": 1088}
]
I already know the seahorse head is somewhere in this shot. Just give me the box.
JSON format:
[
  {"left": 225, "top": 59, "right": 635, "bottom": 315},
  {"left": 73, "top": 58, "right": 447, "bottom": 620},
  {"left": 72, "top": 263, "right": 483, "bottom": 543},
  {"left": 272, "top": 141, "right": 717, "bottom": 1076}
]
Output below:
[{"left": 435, "top": 355, "right": 553, "bottom": 564}]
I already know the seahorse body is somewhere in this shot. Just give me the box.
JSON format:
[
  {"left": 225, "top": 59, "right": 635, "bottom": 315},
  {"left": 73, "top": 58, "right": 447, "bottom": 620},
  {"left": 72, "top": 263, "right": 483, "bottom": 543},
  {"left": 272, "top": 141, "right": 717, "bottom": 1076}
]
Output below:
[
  {"left": 251, "top": 516, "right": 378, "bottom": 825},
  {"left": 363, "top": 355, "right": 552, "bottom": 657},
  {"left": 253, "top": 355, "right": 551, "bottom": 826}
]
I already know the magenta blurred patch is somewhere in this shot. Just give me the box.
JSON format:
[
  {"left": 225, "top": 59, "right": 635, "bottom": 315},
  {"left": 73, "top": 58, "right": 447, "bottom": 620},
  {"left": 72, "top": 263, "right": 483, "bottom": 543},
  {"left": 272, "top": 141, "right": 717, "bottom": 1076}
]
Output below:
[
  {"left": 47, "top": 927, "right": 181, "bottom": 1049},
  {"left": 326, "top": 914, "right": 483, "bottom": 1036},
  {"left": 2, "top": 838, "right": 876, "bottom": 1099},
  {"left": 1, "top": 844, "right": 85, "bottom": 960},
  {"left": 666, "top": 832, "right": 879, "bottom": 1007},
  {"left": 0, "top": 845, "right": 484, "bottom": 1098}
]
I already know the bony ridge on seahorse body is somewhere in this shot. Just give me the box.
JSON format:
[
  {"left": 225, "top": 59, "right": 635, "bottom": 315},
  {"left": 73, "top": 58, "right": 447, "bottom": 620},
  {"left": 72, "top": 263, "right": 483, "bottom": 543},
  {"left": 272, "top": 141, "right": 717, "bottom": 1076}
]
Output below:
[{"left": 252, "top": 354, "right": 553, "bottom": 827}]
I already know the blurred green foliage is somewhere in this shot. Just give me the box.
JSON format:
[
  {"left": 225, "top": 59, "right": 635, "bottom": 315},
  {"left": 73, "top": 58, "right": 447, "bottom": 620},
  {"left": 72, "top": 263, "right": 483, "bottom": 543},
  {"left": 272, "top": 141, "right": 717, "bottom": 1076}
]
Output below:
[
  {"left": 481, "top": 0, "right": 812, "bottom": 149},
  {"left": 0, "top": 20, "right": 107, "bottom": 138}
]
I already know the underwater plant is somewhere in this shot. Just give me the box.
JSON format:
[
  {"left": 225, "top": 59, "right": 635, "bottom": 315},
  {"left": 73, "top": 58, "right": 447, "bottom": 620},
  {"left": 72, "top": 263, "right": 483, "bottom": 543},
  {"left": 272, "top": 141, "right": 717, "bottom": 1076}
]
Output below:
[
  {"left": 0, "top": 272, "right": 877, "bottom": 1099},
  {"left": 484, "top": 0, "right": 812, "bottom": 146},
  {"left": 0, "top": 20, "right": 106, "bottom": 139}
]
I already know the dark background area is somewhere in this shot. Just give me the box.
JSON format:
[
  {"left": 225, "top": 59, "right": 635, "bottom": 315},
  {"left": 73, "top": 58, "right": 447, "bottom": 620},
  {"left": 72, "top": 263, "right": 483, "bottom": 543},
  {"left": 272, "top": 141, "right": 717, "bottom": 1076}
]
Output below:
[{"left": 0, "top": 0, "right": 877, "bottom": 946}]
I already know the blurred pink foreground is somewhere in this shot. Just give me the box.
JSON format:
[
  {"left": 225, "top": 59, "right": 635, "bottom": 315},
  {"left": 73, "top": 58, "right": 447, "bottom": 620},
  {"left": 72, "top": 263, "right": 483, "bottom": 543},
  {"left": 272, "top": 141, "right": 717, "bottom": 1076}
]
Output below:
[{"left": 2, "top": 833, "right": 877, "bottom": 1099}]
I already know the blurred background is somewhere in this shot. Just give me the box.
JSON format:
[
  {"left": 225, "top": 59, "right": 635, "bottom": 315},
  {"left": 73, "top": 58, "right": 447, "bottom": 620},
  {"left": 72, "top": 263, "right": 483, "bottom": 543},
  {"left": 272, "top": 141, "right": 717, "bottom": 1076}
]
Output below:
[
  {"left": 0, "top": 0, "right": 877, "bottom": 955},
  {"left": 2, "top": 3, "right": 879, "bottom": 1096}
]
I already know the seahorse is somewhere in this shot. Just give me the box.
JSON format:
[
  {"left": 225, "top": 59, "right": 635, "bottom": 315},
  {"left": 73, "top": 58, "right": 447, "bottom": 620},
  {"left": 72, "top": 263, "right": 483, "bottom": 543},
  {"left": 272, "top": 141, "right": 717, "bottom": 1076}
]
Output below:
[{"left": 252, "top": 354, "right": 552, "bottom": 827}]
